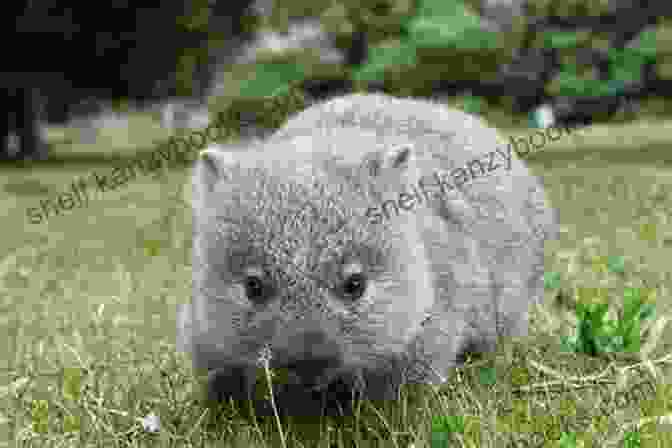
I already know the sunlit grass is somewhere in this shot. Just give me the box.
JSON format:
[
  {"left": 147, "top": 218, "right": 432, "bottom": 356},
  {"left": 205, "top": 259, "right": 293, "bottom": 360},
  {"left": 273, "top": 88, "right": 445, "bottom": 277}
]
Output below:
[{"left": 2, "top": 116, "right": 672, "bottom": 446}]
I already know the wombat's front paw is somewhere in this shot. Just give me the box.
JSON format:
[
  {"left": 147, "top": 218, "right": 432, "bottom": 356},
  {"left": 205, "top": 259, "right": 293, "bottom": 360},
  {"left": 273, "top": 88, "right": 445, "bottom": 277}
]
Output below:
[
  {"left": 357, "top": 366, "right": 405, "bottom": 402},
  {"left": 205, "top": 367, "right": 251, "bottom": 404}
]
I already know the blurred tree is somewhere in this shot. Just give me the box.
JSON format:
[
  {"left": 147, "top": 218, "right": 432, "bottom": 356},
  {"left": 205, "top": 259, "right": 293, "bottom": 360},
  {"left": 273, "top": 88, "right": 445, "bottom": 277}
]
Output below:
[
  {"left": 3, "top": 0, "right": 256, "bottom": 161},
  {"left": 210, "top": 0, "right": 672, "bottom": 130}
]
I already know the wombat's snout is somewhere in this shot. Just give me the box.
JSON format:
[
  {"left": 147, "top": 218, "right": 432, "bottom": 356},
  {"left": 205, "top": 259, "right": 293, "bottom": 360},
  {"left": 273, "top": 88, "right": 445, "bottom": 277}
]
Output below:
[
  {"left": 272, "top": 330, "right": 343, "bottom": 388},
  {"left": 281, "top": 358, "right": 340, "bottom": 388}
]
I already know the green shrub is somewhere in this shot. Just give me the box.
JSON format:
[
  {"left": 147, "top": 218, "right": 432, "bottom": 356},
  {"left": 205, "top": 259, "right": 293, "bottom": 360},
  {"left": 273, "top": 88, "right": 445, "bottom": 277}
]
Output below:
[{"left": 561, "top": 287, "right": 656, "bottom": 357}]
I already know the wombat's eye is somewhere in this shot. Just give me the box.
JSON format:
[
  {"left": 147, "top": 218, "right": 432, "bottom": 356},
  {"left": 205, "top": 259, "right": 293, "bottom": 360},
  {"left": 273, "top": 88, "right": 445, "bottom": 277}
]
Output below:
[
  {"left": 342, "top": 273, "right": 367, "bottom": 300},
  {"left": 244, "top": 276, "right": 265, "bottom": 302}
]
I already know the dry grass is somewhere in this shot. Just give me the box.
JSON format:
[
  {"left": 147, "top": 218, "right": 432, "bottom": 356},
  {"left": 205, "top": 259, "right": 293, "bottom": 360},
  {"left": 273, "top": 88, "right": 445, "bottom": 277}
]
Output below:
[{"left": 2, "top": 113, "right": 672, "bottom": 447}]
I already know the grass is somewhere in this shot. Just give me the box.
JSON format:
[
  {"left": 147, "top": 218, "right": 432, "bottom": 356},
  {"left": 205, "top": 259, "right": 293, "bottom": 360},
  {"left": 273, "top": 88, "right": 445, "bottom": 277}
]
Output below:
[{"left": 3, "top": 108, "right": 672, "bottom": 447}]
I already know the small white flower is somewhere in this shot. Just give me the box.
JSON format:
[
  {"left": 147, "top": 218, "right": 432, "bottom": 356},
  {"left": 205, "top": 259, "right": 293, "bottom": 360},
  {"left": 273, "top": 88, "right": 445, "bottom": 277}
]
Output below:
[
  {"left": 257, "top": 344, "right": 273, "bottom": 367},
  {"left": 137, "top": 412, "right": 160, "bottom": 433},
  {"left": 530, "top": 104, "right": 555, "bottom": 129}
]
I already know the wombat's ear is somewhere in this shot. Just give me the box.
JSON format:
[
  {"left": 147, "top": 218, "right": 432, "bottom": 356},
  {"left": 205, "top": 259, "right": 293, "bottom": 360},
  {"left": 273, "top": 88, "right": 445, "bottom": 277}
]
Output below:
[
  {"left": 196, "top": 147, "right": 235, "bottom": 191},
  {"left": 366, "top": 144, "right": 412, "bottom": 176},
  {"left": 187, "top": 146, "right": 236, "bottom": 208},
  {"left": 366, "top": 144, "right": 422, "bottom": 191},
  {"left": 381, "top": 144, "right": 413, "bottom": 170}
]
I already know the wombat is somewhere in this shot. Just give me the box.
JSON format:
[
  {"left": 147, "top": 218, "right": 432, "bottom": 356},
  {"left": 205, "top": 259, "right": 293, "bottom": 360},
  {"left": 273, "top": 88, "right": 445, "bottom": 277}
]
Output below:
[{"left": 177, "top": 93, "right": 558, "bottom": 414}]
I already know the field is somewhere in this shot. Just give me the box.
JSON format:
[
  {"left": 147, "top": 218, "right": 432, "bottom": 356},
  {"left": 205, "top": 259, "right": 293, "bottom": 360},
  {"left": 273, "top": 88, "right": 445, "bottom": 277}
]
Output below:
[{"left": 2, "top": 111, "right": 672, "bottom": 447}]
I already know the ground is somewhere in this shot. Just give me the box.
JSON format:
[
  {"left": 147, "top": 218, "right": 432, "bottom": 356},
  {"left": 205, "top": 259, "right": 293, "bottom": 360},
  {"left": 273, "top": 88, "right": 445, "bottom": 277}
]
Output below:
[{"left": 2, "top": 108, "right": 672, "bottom": 447}]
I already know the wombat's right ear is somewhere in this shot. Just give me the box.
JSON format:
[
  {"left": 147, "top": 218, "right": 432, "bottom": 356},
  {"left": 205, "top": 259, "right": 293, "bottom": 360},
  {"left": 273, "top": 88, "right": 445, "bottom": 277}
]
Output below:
[
  {"left": 365, "top": 144, "right": 413, "bottom": 177},
  {"left": 366, "top": 144, "right": 422, "bottom": 191}
]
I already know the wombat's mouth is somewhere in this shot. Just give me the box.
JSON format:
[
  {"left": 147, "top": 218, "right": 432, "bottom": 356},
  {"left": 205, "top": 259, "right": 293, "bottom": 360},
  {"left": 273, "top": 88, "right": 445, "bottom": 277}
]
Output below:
[
  {"left": 206, "top": 366, "right": 357, "bottom": 417},
  {"left": 272, "top": 358, "right": 344, "bottom": 390}
]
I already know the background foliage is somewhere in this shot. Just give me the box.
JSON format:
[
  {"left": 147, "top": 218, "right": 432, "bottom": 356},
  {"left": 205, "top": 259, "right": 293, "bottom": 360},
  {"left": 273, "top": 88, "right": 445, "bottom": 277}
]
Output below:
[{"left": 212, "top": 0, "right": 672, "bottom": 132}]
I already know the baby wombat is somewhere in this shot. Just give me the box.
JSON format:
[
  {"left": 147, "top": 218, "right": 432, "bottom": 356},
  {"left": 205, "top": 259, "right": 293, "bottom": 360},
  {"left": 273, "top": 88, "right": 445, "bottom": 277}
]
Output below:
[{"left": 177, "top": 93, "right": 558, "bottom": 414}]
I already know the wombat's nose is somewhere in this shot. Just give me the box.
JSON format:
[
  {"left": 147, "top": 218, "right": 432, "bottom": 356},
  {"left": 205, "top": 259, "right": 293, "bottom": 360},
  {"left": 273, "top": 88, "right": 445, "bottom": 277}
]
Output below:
[
  {"left": 279, "top": 330, "right": 339, "bottom": 359},
  {"left": 277, "top": 331, "right": 342, "bottom": 386},
  {"left": 284, "top": 358, "right": 338, "bottom": 386}
]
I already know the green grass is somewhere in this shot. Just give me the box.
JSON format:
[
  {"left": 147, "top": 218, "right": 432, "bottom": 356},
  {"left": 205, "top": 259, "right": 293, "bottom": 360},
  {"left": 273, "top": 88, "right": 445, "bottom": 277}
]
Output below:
[{"left": 3, "top": 110, "right": 672, "bottom": 447}]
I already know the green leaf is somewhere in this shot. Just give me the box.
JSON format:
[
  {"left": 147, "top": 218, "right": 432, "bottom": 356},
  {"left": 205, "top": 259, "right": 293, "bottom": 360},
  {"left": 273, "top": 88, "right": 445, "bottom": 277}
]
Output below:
[
  {"left": 622, "top": 288, "right": 644, "bottom": 322},
  {"left": 606, "top": 256, "right": 625, "bottom": 274},
  {"left": 558, "top": 431, "right": 577, "bottom": 448},
  {"left": 622, "top": 304, "right": 642, "bottom": 326},
  {"left": 560, "top": 335, "right": 577, "bottom": 352},
  {"left": 544, "top": 271, "right": 562, "bottom": 290},
  {"left": 409, "top": 0, "right": 499, "bottom": 51},
  {"left": 410, "top": 17, "right": 497, "bottom": 49},
  {"left": 237, "top": 62, "right": 307, "bottom": 98},
  {"left": 639, "top": 303, "right": 655, "bottom": 321},
  {"left": 624, "top": 320, "right": 641, "bottom": 352},
  {"left": 601, "top": 320, "right": 618, "bottom": 335},
  {"left": 432, "top": 415, "right": 465, "bottom": 434},
  {"left": 430, "top": 430, "right": 451, "bottom": 448},
  {"left": 623, "top": 287, "right": 641, "bottom": 305},
  {"left": 576, "top": 306, "right": 607, "bottom": 356},
  {"left": 607, "top": 334, "right": 624, "bottom": 351},
  {"left": 417, "top": 0, "right": 468, "bottom": 18},
  {"left": 589, "top": 303, "right": 610, "bottom": 328},
  {"left": 544, "top": 32, "right": 582, "bottom": 49},
  {"left": 351, "top": 40, "right": 418, "bottom": 82},
  {"left": 564, "top": 336, "right": 577, "bottom": 351},
  {"left": 461, "top": 95, "right": 483, "bottom": 115},
  {"left": 478, "top": 366, "right": 497, "bottom": 386},
  {"left": 626, "top": 29, "right": 659, "bottom": 59},
  {"left": 556, "top": 72, "right": 626, "bottom": 97},
  {"left": 623, "top": 429, "right": 641, "bottom": 447}
]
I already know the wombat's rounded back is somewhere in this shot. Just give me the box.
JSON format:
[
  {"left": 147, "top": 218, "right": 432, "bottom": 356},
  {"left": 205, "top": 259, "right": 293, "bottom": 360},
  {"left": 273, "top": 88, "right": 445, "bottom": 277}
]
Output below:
[{"left": 178, "top": 93, "right": 559, "bottom": 410}]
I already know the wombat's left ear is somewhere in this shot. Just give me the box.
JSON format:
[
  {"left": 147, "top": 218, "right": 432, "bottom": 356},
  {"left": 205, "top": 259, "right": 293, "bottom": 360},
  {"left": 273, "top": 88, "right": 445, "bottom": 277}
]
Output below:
[
  {"left": 186, "top": 145, "right": 236, "bottom": 208},
  {"left": 196, "top": 146, "right": 236, "bottom": 191}
]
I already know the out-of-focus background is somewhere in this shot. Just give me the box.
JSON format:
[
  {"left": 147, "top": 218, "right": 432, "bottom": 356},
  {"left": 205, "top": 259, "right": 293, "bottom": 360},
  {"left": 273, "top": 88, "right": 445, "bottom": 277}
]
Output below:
[
  {"left": 4, "top": 1, "right": 672, "bottom": 446},
  {"left": 3, "top": 0, "right": 672, "bottom": 161}
]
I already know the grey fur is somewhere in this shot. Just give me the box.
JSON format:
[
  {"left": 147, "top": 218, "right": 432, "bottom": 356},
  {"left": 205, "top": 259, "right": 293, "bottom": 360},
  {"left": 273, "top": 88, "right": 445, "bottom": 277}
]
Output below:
[{"left": 177, "top": 93, "right": 558, "bottom": 408}]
